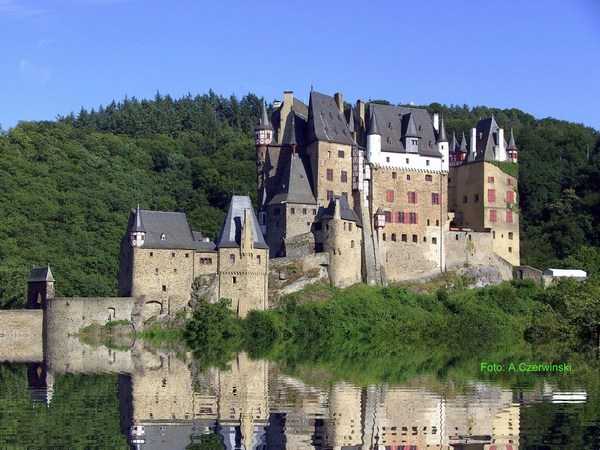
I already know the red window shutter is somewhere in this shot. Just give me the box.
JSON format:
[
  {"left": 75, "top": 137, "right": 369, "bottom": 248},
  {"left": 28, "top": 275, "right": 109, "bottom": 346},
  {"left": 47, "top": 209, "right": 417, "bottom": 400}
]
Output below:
[
  {"left": 507, "top": 191, "right": 514, "bottom": 203},
  {"left": 404, "top": 212, "right": 409, "bottom": 224},
  {"left": 506, "top": 210, "right": 513, "bottom": 222},
  {"left": 488, "top": 189, "right": 496, "bottom": 202},
  {"left": 415, "top": 213, "right": 418, "bottom": 224}
]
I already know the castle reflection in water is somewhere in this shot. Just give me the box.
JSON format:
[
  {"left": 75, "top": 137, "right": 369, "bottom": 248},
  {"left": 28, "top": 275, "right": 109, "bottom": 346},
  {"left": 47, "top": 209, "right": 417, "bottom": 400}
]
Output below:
[{"left": 9, "top": 327, "right": 533, "bottom": 450}]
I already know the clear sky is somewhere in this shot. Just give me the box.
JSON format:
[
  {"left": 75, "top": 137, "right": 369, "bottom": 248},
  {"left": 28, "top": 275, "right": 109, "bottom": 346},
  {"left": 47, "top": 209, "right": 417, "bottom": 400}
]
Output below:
[{"left": 1, "top": 0, "right": 599, "bottom": 131}]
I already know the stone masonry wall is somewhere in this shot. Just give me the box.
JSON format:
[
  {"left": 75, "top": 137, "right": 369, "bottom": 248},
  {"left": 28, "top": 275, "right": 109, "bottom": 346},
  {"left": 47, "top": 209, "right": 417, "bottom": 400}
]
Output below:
[
  {"left": 371, "top": 166, "right": 448, "bottom": 281},
  {"left": 217, "top": 247, "right": 269, "bottom": 318},
  {"left": 0, "top": 310, "right": 43, "bottom": 362},
  {"left": 131, "top": 248, "right": 195, "bottom": 315},
  {"left": 325, "top": 217, "right": 362, "bottom": 288},
  {"left": 307, "top": 141, "right": 354, "bottom": 207}
]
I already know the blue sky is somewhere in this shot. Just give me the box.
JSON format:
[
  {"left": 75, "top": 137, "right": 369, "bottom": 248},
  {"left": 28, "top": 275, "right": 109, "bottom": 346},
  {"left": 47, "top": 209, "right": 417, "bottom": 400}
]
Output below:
[{"left": 1, "top": 0, "right": 599, "bottom": 131}]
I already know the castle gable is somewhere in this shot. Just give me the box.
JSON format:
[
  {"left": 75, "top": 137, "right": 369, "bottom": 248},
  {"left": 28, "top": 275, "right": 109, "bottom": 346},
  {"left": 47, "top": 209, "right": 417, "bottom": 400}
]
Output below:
[
  {"left": 216, "top": 196, "right": 269, "bottom": 249},
  {"left": 268, "top": 154, "right": 316, "bottom": 206},
  {"left": 308, "top": 91, "right": 354, "bottom": 145},
  {"left": 474, "top": 117, "right": 508, "bottom": 161}
]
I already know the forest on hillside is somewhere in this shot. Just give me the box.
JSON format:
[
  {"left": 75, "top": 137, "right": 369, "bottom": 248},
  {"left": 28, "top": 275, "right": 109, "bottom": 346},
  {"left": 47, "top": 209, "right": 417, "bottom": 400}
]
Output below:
[{"left": 0, "top": 91, "right": 599, "bottom": 308}]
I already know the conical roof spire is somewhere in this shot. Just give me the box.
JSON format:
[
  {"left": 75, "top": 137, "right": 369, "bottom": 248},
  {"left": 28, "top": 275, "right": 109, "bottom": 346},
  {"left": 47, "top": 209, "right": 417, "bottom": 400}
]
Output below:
[
  {"left": 131, "top": 203, "right": 146, "bottom": 232},
  {"left": 451, "top": 132, "right": 458, "bottom": 152},
  {"left": 346, "top": 107, "right": 355, "bottom": 133},
  {"left": 507, "top": 128, "right": 518, "bottom": 150},
  {"left": 404, "top": 113, "right": 419, "bottom": 138},
  {"left": 438, "top": 116, "right": 448, "bottom": 143},
  {"left": 459, "top": 132, "right": 468, "bottom": 153},
  {"left": 368, "top": 108, "right": 380, "bottom": 135},
  {"left": 256, "top": 99, "right": 273, "bottom": 131}
]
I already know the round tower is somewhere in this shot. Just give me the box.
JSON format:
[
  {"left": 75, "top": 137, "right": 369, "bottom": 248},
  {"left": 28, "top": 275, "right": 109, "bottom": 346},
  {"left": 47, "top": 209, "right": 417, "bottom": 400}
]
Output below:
[
  {"left": 437, "top": 116, "right": 449, "bottom": 172},
  {"left": 255, "top": 99, "right": 273, "bottom": 208}
]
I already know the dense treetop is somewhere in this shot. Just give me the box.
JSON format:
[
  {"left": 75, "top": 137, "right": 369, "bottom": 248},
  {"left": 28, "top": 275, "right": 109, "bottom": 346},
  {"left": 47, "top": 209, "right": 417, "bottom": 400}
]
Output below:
[{"left": 0, "top": 91, "right": 599, "bottom": 308}]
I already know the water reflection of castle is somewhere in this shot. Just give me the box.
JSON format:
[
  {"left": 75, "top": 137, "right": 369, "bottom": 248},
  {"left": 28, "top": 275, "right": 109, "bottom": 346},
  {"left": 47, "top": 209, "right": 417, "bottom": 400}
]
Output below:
[{"left": 7, "top": 325, "right": 527, "bottom": 450}]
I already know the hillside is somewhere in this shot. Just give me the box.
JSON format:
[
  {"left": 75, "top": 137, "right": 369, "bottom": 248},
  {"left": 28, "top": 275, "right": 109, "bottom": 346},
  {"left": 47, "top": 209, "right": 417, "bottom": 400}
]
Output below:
[{"left": 0, "top": 91, "right": 599, "bottom": 308}]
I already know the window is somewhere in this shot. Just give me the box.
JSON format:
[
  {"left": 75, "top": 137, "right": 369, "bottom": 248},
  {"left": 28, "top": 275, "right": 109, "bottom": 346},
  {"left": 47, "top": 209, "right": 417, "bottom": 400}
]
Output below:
[
  {"left": 488, "top": 176, "right": 494, "bottom": 183},
  {"left": 338, "top": 150, "right": 345, "bottom": 158},
  {"left": 408, "top": 192, "right": 418, "bottom": 203},
  {"left": 384, "top": 211, "right": 391, "bottom": 223},
  {"left": 397, "top": 211, "right": 405, "bottom": 223},
  {"left": 474, "top": 194, "right": 479, "bottom": 202},
  {"left": 160, "top": 233, "right": 166, "bottom": 241},
  {"left": 412, "top": 234, "right": 418, "bottom": 243},
  {"left": 508, "top": 232, "right": 514, "bottom": 240},
  {"left": 312, "top": 209, "right": 317, "bottom": 215},
  {"left": 426, "top": 160, "right": 430, "bottom": 166},
  {"left": 507, "top": 178, "right": 515, "bottom": 186},
  {"left": 327, "top": 151, "right": 331, "bottom": 158},
  {"left": 423, "top": 236, "right": 427, "bottom": 242},
  {"left": 327, "top": 190, "right": 334, "bottom": 200},
  {"left": 401, "top": 234, "right": 407, "bottom": 242},
  {"left": 392, "top": 172, "right": 397, "bottom": 180},
  {"left": 490, "top": 209, "right": 497, "bottom": 222},
  {"left": 351, "top": 240, "right": 355, "bottom": 248},
  {"left": 342, "top": 191, "right": 348, "bottom": 198},
  {"left": 200, "top": 258, "right": 212, "bottom": 265},
  {"left": 431, "top": 193, "right": 440, "bottom": 205},
  {"left": 488, "top": 189, "right": 496, "bottom": 202},
  {"left": 230, "top": 254, "right": 235, "bottom": 264},
  {"left": 327, "top": 169, "right": 333, "bottom": 181},
  {"left": 425, "top": 174, "right": 433, "bottom": 182},
  {"left": 349, "top": 223, "right": 353, "bottom": 231},
  {"left": 406, "top": 174, "right": 411, "bottom": 181},
  {"left": 386, "top": 157, "right": 390, "bottom": 163},
  {"left": 256, "top": 255, "right": 261, "bottom": 264},
  {"left": 232, "top": 276, "right": 237, "bottom": 284},
  {"left": 435, "top": 219, "right": 440, "bottom": 226},
  {"left": 290, "top": 207, "right": 295, "bottom": 215},
  {"left": 162, "top": 285, "right": 167, "bottom": 292},
  {"left": 432, "top": 237, "right": 437, "bottom": 244},
  {"left": 506, "top": 210, "right": 514, "bottom": 222},
  {"left": 185, "top": 253, "right": 189, "bottom": 258},
  {"left": 173, "top": 268, "right": 177, "bottom": 274},
  {"left": 506, "top": 191, "right": 515, "bottom": 203},
  {"left": 463, "top": 195, "right": 468, "bottom": 204},
  {"left": 386, "top": 189, "right": 395, "bottom": 202},
  {"left": 409, "top": 212, "right": 418, "bottom": 224},
  {"left": 427, "top": 219, "right": 430, "bottom": 226},
  {"left": 171, "top": 252, "right": 175, "bottom": 257},
  {"left": 493, "top": 231, "right": 496, "bottom": 238},
  {"left": 150, "top": 252, "right": 153, "bottom": 257},
  {"left": 302, "top": 208, "right": 307, "bottom": 214},
  {"left": 508, "top": 247, "right": 513, "bottom": 253},
  {"left": 382, "top": 233, "right": 386, "bottom": 241},
  {"left": 341, "top": 171, "right": 348, "bottom": 183},
  {"left": 155, "top": 268, "right": 159, "bottom": 274}
]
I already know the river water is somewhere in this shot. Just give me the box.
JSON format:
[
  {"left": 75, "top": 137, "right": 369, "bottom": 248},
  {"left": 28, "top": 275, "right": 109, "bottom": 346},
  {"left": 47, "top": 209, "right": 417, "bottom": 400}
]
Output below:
[{"left": 0, "top": 340, "right": 598, "bottom": 449}]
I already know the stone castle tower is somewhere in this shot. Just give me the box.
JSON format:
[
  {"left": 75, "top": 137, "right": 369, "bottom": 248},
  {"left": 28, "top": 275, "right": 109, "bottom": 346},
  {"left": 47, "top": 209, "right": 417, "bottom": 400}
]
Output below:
[{"left": 118, "top": 196, "right": 269, "bottom": 318}]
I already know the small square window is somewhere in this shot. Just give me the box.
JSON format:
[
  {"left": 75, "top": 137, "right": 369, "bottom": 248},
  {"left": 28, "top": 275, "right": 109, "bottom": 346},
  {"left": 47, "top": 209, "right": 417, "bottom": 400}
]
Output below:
[
  {"left": 412, "top": 234, "right": 418, "bottom": 243},
  {"left": 386, "top": 157, "right": 390, "bottom": 163},
  {"left": 338, "top": 150, "right": 345, "bottom": 158},
  {"left": 432, "top": 237, "right": 437, "bottom": 244},
  {"left": 162, "top": 285, "right": 167, "bottom": 292},
  {"left": 392, "top": 172, "right": 397, "bottom": 180}
]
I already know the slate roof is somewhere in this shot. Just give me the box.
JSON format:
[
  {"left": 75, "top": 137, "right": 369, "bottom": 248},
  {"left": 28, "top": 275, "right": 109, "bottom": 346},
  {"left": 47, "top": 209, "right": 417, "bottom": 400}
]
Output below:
[
  {"left": 131, "top": 203, "right": 146, "bottom": 232},
  {"left": 368, "top": 104, "right": 442, "bottom": 157},
  {"left": 271, "top": 99, "right": 308, "bottom": 146},
  {"left": 315, "top": 195, "right": 362, "bottom": 227},
  {"left": 268, "top": 154, "right": 317, "bottom": 206},
  {"left": 307, "top": 91, "right": 355, "bottom": 145},
  {"left": 459, "top": 132, "right": 468, "bottom": 153},
  {"left": 256, "top": 99, "right": 273, "bottom": 131},
  {"left": 438, "top": 117, "right": 448, "bottom": 142},
  {"left": 474, "top": 116, "right": 509, "bottom": 161},
  {"left": 28, "top": 266, "right": 54, "bottom": 282},
  {"left": 192, "top": 231, "right": 217, "bottom": 252},
  {"left": 507, "top": 128, "right": 518, "bottom": 151},
  {"left": 216, "top": 196, "right": 269, "bottom": 249},
  {"left": 128, "top": 209, "right": 196, "bottom": 250}
]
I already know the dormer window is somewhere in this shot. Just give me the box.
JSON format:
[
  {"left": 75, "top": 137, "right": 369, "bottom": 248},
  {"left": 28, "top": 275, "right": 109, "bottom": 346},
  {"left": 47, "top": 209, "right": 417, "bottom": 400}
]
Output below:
[{"left": 160, "top": 234, "right": 166, "bottom": 241}]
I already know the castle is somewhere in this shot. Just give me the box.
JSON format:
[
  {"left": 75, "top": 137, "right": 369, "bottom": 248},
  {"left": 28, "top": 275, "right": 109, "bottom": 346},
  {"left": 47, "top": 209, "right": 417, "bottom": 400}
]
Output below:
[
  {"left": 255, "top": 90, "right": 519, "bottom": 288},
  {"left": 113, "top": 89, "right": 519, "bottom": 318}
]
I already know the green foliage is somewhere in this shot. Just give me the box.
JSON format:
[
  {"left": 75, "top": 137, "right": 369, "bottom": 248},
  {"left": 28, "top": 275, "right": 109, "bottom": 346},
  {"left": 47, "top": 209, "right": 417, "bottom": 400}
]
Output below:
[
  {"left": 183, "top": 299, "right": 244, "bottom": 370},
  {"left": 490, "top": 160, "right": 519, "bottom": 179},
  {"left": 0, "top": 364, "right": 128, "bottom": 449},
  {"left": 0, "top": 92, "right": 261, "bottom": 308}
]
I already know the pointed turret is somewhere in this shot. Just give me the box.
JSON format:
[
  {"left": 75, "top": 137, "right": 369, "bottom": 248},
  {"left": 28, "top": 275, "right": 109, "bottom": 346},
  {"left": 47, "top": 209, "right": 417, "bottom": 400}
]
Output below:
[
  {"left": 451, "top": 132, "right": 459, "bottom": 152},
  {"left": 437, "top": 116, "right": 448, "bottom": 143},
  {"left": 368, "top": 108, "right": 381, "bottom": 135},
  {"left": 289, "top": 113, "right": 297, "bottom": 152},
  {"left": 130, "top": 204, "right": 146, "bottom": 248},
  {"left": 404, "top": 113, "right": 419, "bottom": 138},
  {"left": 507, "top": 128, "right": 519, "bottom": 163},
  {"left": 254, "top": 99, "right": 273, "bottom": 147},
  {"left": 366, "top": 107, "right": 382, "bottom": 160},
  {"left": 459, "top": 132, "right": 468, "bottom": 153}
]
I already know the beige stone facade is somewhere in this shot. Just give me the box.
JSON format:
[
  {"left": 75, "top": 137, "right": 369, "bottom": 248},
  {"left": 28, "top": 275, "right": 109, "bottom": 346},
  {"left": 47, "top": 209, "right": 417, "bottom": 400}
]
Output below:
[
  {"left": 449, "top": 161, "right": 520, "bottom": 266},
  {"left": 307, "top": 140, "right": 355, "bottom": 207}
]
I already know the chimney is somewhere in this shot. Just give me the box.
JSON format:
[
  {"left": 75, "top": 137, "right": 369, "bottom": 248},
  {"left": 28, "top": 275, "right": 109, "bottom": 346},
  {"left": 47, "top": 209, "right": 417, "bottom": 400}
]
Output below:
[
  {"left": 334, "top": 92, "right": 344, "bottom": 114},
  {"left": 283, "top": 91, "right": 294, "bottom": 108},
  {"left": 432, "top": 113, "right": 439, "bottom": 132},
  {"left": 470, "top": 127, "right": 477, "bottom": 160}
]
